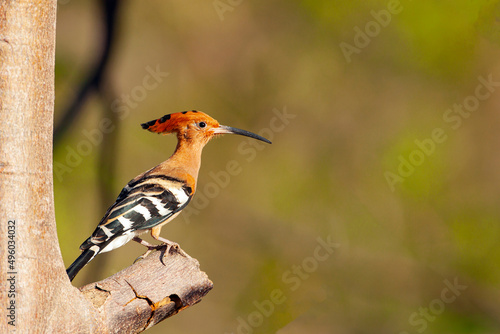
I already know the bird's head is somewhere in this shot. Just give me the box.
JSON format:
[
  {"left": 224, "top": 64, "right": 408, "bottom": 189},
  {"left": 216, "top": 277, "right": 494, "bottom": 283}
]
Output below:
[{"left": 141, "top": 110, "right": 272, "bottom": 145}]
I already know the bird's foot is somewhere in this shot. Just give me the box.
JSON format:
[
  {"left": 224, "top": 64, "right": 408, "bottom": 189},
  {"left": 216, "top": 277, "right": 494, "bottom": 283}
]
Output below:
[
  {"left": 133, "top": 243, "right": 167, "bottom": 263},
  {"left": 132, "top": 237, "right": 190, "bottom": 263},
  {"left": 159, "top": 240, "right": 191, "bottom": 259},
  {"left": 133, "top": 237, "right": 166, "bottom": 263},
  {"left": 153, "top": 236, "right": 191, "bottom": 259}
]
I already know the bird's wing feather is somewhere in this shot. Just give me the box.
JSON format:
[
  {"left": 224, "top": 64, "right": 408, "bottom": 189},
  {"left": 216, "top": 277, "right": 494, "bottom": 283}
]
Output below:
[{"left": 79, "top": 174, "right": 193, "bottom": 251}]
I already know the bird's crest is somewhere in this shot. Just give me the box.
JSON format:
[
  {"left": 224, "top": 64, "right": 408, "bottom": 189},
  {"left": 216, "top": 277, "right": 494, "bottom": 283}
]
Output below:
[{"left": 141, "top": 110, "right": 219, "bottom": 134}]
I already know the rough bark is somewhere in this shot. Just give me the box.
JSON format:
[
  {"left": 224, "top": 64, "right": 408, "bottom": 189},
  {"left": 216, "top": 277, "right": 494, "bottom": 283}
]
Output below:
[
  {"left": 79, "top": 248, "right": 213, "bottom": 333},
  {"left": 0, "top": 2, "right": 212, "bottom": 333}
]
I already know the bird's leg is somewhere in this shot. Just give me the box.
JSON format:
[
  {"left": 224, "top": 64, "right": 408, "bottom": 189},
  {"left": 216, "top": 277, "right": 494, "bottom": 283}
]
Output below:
[
  {"left": 132, "top": 236, "right": 164, "bottom": 262},
  {"left": 133, "top": 236, "right": 157, "bottom": 249},
  {"left": 151, "top": 226, "right": 191, "bottom": 258}
]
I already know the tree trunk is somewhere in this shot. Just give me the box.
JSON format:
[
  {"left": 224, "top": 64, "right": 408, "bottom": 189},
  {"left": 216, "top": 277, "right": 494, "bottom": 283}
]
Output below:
[{"left": 0, "top": 2, "right": 212, "bottom": 333}]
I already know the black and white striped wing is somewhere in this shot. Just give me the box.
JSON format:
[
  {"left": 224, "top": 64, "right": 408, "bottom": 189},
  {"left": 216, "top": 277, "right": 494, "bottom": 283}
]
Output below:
[{"left": 80, "top": 175, "right": 193, "bottom": 254}]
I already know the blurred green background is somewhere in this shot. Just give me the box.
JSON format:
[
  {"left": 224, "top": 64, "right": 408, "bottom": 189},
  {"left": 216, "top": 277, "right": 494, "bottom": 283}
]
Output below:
[{"left": 55, "top": 1, "right": 500, "bottom": 333}]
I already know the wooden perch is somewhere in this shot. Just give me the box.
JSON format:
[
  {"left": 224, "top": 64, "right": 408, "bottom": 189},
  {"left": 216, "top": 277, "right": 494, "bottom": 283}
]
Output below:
[
  {"left": 72, "top": 248, "right": 209, "bottom": 333},
  {"left": 78, "top": 246, "right": 213, "bottom": 333}
]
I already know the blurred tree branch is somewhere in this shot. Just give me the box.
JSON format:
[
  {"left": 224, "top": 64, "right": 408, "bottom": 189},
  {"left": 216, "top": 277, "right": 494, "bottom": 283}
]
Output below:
[
  {"left": 82, "top": 84, "right": 122, "bottom": 283},
  {"left": 55, "top": 0, "right": 124, "bottom": 281},
  {"left": 54, "top": 0, "right": 122, "bottom": 145}
]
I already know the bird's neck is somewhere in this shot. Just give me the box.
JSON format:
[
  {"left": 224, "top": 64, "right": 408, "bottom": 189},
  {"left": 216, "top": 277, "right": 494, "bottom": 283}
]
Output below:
[{"left": 161, "top": 138, "right": 205, "bottom": 182}]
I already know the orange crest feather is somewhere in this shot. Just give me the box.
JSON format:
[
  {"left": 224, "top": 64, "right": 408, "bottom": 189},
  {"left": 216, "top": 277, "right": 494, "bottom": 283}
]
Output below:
[{"left": 141, "top": 110, "right": 216, "bottom": 134}]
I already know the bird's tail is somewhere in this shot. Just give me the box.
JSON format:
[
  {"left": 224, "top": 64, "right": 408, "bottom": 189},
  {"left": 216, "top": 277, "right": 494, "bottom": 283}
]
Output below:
[{"left": 66, "top": 245, "right": 100, "bottom": 281}]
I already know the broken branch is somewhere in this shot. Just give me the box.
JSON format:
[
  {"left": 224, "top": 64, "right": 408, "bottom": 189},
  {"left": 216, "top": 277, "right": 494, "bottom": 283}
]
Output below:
[{"left": 78, "top": 247, "right": 213, "bottom": 333}]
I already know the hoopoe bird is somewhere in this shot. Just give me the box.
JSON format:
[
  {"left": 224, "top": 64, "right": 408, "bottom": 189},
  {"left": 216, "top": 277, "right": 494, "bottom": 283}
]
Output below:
[{"left": 66, "top": 110, "right": 271, "bottom": 281}]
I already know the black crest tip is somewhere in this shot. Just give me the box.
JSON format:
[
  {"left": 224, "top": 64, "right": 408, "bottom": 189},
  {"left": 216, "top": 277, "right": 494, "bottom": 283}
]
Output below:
[{"left": 159, "top": 114, "right": 171, "bottom": 123}]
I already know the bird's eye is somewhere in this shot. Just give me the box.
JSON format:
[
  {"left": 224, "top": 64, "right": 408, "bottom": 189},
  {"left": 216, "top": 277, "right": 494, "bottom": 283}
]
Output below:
[{"left": 198, "top": 122, "right": 206, "bottom": 128}]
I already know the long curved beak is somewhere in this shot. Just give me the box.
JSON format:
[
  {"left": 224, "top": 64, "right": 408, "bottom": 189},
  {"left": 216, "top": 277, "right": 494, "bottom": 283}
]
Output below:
[{"left": 214, "top": 125, "right": 272, "bottom": 144}]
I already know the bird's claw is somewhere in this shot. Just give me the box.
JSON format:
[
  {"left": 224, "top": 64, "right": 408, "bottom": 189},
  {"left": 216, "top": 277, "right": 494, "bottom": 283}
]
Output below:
[
  {"left": 134, "top": 241, "right": 190, "bottom": 264},
  {"left": 133, "top": 254, "right": 146, "bottom": 263},
  {"left": 162, "top": 241, "right": 192, "bottom": 258}
]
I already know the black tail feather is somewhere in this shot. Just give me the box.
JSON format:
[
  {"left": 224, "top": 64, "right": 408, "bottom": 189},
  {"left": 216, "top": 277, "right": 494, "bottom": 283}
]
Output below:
[{"left": 66, "top": 247, "right": 98, "bottom": 281}]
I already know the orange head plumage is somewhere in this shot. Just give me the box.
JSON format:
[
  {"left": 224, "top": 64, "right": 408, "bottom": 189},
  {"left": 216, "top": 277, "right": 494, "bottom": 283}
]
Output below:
[{"left": 141, "top": 110, "right": 272, "bottom": 145}]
